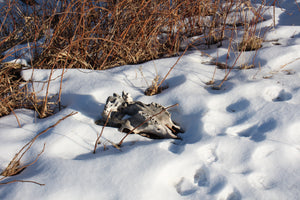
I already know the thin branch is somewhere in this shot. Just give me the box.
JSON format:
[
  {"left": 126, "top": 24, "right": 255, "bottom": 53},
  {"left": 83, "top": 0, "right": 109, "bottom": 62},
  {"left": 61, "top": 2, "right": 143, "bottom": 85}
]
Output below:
[
  {"left": 15, "top": 143, "right": 46, "bottom": 177},
  {"left": 40, "top": 66, "right": 54, "bottom": 118},
  {"left": 0, "top": 112, "right": 77, "bottom": 186},
  {"left": 58, "top": 65, "right": 66, "bottom": 111},
  {"left": 93, "top": 110, "right": 111, "bottom": 154},
  {"left": 105, "top": 139, "right": 121, "bottom": 151},
  {"left": 280, "top": 57, "right": 300, "bottom": 70},
  {"left": 7, "top": 104, "right": 21, "bottom": 128},
  {"left": 157, "top": 46, "right": 189, "bottom": 88},
  {"left": 217, "top": 49, "right": 244, "bottom": 88},
  {"left": 0, "top": 144, "right": 46, "bottom": 186},
  {"left": 0, "top": 179, "right": 45, "bottom": 186},
  {"left": 17, "top": 111, "right": 78, "bottom": 162}
]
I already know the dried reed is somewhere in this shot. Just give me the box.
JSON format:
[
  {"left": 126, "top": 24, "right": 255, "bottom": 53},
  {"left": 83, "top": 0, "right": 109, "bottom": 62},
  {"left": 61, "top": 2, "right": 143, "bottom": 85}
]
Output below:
[
  {"left": 0, "top": 111, "right": 77, "bottom": 186},
  {"left": 0, "top": 0, "right": 282, "bottom": 116}
]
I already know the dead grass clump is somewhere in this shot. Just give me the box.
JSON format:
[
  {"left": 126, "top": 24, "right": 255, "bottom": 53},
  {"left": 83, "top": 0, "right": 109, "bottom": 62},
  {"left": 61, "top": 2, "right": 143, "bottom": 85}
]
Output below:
[
  {"left": 239, "top": 63, "right": 255, "bottom": 70},
  {"left": 145, "top": 46, "right": 189, "bottom": 96},
  {"left": 238, "top": 34, "right": 263, "bottom": 51},
  {"left": 0, "top": 144, "right": 45, "bottom": 178},
  {"left": 0, "top": 63, "right": 27, "bottom": 117},
  {"left": 0, "top": 141, "right": 45, "bottom": 186},
  {"left": 0, "top": 61, "right": 61, "bottom": 120},
  {"left": 1, "top": 160, "right": 23, "bottom": 177},
  {"left": 144, "top": 75, "right": 168, "bottom": 96},
  {"left": 0, "top": 62, "right": 56, "bottom": 119}
]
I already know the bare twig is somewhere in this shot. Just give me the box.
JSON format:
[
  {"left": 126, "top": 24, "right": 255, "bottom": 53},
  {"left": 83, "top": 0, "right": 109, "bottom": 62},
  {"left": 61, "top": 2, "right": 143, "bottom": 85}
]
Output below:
[
  {"left": 0, "top": 112, "right": 77, "bottom": 186},
  {"left": 0, "top": 144, "right": 45, "bottom": 186},
  {"left": 157, "top": 46, "right": 189, "bottom": 89},
  {"left": 279, "top": 57, "right": 300, "bottom": 70},
  {"left": 105, "top": 139, "right": 121, "bottom": 150},
  {"left": 7, "top": 104, "right": 21, "bottom": 128},
  {"left": 58, "top": 66, "right": 66, "bottom": 111},
  {"left": 18, "top": 112, "right": 78, "bottom": 161},
  {"left": 93, "top": 110, "right": 111, "bottom": 154},
  {"left": 39, "top": 67, "right": 54, "bottom": 118},
  {"left": 0, "top": 179, "right": 45, "bottom": 186}
]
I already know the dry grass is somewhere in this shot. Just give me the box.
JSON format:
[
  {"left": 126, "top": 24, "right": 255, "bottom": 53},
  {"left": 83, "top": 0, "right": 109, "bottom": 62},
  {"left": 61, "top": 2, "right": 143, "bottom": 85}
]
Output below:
[
  {"left": 144, "top": 75, "right": 168, "bottom": 96},
  {"left": 93, "top": 110, "right": 112, "bottom": 153},
  {"left": 0, "top": 62, "right": 58, "bottom": 119},
  {"left": 0, "top": 0, "right": 281, "bottom": 117},
  {"left": 0, "top": 0, "right": 256, "bottom": 70},
  {"left": 239, "top": 63, "right": 255, "bottom": 70},
  {"left": 238, "top": 34, "right": 263, "bottom": 51},
  {"left": 0, "top": 63, "right": 27, "bottom": 117},
  {"left": 0, "top": 144, "right": 45, "bottom": 178}
]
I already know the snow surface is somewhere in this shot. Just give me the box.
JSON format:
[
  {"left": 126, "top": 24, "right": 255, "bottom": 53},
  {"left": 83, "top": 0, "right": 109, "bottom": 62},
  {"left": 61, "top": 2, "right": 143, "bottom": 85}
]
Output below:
[{"left": 1, "top": 1, "right": 300, "bottom": 200}]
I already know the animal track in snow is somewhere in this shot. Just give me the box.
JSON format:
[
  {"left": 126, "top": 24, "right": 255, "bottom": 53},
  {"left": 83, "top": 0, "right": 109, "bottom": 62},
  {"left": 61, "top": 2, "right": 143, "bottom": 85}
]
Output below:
[
  {"left": 203, "top": 110, "right": 234, "bottom": 136},
  {"left": 218, "top": 187, "right": 242, "bottom": 200},
  {"left": 175, "top": 164, "right": 234, "bottom": 199},
  {"left": 226, "top": 98, "right": 250, "bottom": 113},
  {"left": 272, "top": 90, "right": 292, "bottom": 102},
  {"left": 197, "top": 144, "right": 218, "bottom": 164},
  {"left": 208, "top": 175, "right": 227, "bottom": 195},
  {"left": 263, "top": 86, "right": 292, "bottom": 102},
  {"left": 248, "top": 145, "right": 277, "bottom": 190},
  {"left": 248, "top": 173, "right": 276, "bottom": 190},
  {"left": 168, "top": 141, "right": 185, "bottom": 154},
  {"left": 225, "top": 123, "right": 256, "bottom": 137},
  {"left": 175, "top": 177, "right": 198, "bottom": 196},
  {"left": 226, "top": 118, "right": 277, "bottom": 142},
  {"left": 204, "top": 97, "right": 252, "bottom": 137},
  {"left": 249, "top": 118, "right": 277, "bottom": 142},
  {"left": 194, "top": 165, "right": 210, "bottom": 187},
  {"left": 159, "top": 140, "right": 185, "bottom": 154}
]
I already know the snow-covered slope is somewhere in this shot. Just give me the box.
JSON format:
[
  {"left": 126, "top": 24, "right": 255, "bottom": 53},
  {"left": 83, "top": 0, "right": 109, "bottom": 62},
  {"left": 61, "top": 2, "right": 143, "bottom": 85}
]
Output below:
[{"left": 1, "top": 1, "right": 300, "bottom": 200}]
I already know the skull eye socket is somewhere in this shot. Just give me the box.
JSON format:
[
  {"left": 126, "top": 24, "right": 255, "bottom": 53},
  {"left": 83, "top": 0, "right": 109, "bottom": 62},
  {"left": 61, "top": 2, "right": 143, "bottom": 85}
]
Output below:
[{"left": 122, "top": 128, "right": 131, "bottom": 133}]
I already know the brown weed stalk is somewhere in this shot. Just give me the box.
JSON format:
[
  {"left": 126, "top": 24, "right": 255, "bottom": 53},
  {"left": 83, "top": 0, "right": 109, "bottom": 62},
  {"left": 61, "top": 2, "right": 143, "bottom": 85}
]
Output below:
[
  {"left": 93, "top": 110, "right": 111, "bottom": 154},
  {"left": 0, "top": 111, "right": 77, "bottom": 186},
  {"left": 0, "top": 0, "right": 283, "bottom": 117},
  {"left": 1, "top": 0, "right": 254, "bottom": 70}
]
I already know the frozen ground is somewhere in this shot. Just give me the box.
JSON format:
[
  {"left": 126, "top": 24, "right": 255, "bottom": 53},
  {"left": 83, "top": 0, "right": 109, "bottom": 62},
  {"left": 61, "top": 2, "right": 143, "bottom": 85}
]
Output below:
[{"left": 1, "top": 1, "right": 300, "bottom": 200}]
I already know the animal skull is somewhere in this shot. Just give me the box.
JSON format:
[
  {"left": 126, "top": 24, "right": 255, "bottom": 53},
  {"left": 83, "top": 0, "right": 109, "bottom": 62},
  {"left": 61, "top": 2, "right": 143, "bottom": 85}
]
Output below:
[{"left": 96, "top": 91, "right": 183, "bottom": 139}]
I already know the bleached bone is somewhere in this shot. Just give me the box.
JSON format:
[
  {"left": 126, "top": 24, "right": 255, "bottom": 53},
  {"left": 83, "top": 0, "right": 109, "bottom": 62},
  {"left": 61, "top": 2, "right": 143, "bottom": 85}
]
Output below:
[{"left": 96, "top": 91, "right": 183, "bottom": 139}]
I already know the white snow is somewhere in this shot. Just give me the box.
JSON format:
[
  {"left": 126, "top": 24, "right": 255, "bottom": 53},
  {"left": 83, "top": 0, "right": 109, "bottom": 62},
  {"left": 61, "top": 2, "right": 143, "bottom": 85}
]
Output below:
[{"left": 1, "top": 1, "right": 300, "bottom": 200}]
